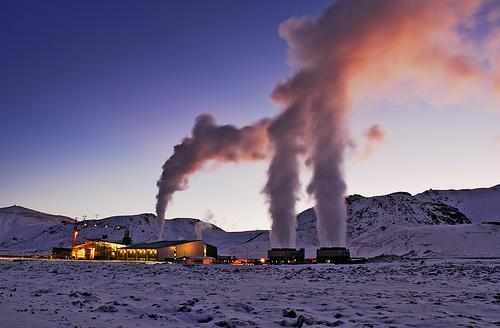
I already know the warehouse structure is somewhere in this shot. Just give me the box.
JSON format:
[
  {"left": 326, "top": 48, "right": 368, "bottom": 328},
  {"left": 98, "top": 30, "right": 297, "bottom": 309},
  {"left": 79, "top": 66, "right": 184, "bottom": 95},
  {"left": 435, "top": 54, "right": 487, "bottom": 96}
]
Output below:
[
  {"left": 316, "top": 247, "right": 351, "bottom": 264},
  {"left": 71, "top": 239, "right": 127, "bottom": 260},
  {"left": 117, "top": 240, "right": 217, "bottom": 262},
  {"left": 69, "top": 239, "right": 217, "bottom": 263},
  {"left": 267, "top": 248, "right": 305, "bottom": 264}
]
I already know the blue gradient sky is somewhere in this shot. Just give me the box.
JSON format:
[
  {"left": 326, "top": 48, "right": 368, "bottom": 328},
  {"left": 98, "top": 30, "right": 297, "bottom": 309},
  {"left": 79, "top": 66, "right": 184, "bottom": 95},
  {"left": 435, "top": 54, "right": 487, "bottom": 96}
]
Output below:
[{"left": 1, "top": 1, "right": 499, "bottom": 230}]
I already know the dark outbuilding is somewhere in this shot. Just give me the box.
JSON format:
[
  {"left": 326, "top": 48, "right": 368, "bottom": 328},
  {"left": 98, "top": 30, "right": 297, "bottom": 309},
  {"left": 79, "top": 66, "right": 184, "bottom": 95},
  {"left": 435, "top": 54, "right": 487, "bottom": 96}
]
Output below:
[
  {"left": 316, "top": 247, "right": 351, "bottom": 264},
  {"left": 267, "top": 248, "right": 305, "bottom": 264}
]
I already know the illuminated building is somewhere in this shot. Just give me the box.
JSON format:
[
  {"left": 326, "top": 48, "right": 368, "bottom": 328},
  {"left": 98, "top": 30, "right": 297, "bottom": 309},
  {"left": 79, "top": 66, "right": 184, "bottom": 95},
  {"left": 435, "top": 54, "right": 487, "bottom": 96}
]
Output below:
[
  {"left": 117, "top": 240, "right": 217, "bottom": 262},
  {"left": 71, "top": 239, "right": 127, "bottom": 260},
  {"left": 70, "top": 238, "right": 217, "bottom": 263}
]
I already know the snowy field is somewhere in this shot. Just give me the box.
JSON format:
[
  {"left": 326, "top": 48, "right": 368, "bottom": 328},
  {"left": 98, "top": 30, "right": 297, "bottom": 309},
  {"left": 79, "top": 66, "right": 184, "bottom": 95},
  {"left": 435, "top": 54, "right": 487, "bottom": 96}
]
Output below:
[{"left": 0, "top": 259, "right": 499, "bottom": 327}]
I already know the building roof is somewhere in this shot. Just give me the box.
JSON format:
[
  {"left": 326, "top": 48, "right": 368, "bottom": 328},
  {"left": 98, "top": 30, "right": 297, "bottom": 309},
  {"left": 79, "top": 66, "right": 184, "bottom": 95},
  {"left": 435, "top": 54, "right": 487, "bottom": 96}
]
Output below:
[
  {"left": 124, "top": 240, "right": 208, "bottom": 249},
  {"left": 85, "top": 239, "right": 126, "bottom": 245}
]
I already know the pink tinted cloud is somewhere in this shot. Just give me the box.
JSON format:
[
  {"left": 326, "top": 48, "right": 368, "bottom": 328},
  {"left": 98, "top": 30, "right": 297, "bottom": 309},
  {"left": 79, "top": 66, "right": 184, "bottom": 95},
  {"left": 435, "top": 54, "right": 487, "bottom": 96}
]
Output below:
[{"left": 360, "top": 124, "right": 387, "bottom": 160}]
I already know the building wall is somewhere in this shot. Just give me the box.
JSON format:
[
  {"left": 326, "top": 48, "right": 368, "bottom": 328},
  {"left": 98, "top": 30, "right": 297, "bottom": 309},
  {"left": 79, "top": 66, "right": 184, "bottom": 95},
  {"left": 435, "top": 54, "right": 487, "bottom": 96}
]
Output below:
[
  {"left": 71, "top": 241, "right": 125, "bottom": 260},
  {"left": 183, "top": 257, "right": 215, "bottom": 265},
  {"left": 316, "top": 247, "right": 351, "bottom": 264},
  {"left": 157, "top": 246, "right": 176, "bottom": 261},
  {"left": 176, "top": 241, "right": 204, "bottom": 258},
  {"left": 117, "top": 248, "right": 158, "bottom": 261},
  {"left": 205, "top": 244, "right": 217, "bottom": 258},
  {"left": 92, "top": 241, "right": 126, "bottom": 260},
  {"left": 116, "top": 241, "right": 216, "bottom": 262},
  {"left": 52, "top": 248, "right": 72, "bottom": 259},
  {"left": 267, "top": 248, "right": 305, "bottom": 264}
]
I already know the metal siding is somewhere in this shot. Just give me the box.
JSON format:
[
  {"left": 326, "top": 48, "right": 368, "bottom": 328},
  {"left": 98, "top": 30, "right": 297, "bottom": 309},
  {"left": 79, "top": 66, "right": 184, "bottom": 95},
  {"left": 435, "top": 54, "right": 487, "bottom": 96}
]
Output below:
[
  {"left": 157, "top": 247, "right": 175, "bottom": 261},
  {"left": 176, "top": 241, "right": 204, "bottom": 257}
]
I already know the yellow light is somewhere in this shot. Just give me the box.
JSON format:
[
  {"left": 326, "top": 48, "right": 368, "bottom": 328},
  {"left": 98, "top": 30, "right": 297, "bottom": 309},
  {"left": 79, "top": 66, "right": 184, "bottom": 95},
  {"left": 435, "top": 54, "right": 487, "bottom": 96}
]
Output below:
[{"left": 260, "top": 258, "right": 266, "bottom": 264}]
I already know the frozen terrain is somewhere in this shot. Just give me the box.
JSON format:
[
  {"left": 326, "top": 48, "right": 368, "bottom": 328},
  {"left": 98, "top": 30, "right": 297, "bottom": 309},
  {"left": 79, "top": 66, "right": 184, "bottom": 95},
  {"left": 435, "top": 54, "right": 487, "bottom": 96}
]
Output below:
[
  {"left": 0, "top": 206, "right": 73, "bottom": 243},
  {"left": 416, "top": 185, "right": 500, "bottom": 223},
  {"left": 0, "top": 184, "right": 499, "bottom": 259},
  {"left": 0, "top": 259, "right": 498, "bottom": 327}
]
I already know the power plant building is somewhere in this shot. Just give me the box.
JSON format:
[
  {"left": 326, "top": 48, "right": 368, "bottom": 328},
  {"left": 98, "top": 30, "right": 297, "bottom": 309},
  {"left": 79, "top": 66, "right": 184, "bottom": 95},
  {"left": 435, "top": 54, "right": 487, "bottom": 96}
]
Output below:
[
  {"left": 71, "top": 239, "right": 127, "bottom": 260},
  {"left": 70, "top": 239, "right": 217, "bottom": 263},
  {"left": 267, "top": 248, "right": 305, "bottom": 264},
  {"left": 117, "top": 240, "right": 217, "bottom": 262},
  {"left": 316, "top": 247, "right": 351, "bottom": 264}
]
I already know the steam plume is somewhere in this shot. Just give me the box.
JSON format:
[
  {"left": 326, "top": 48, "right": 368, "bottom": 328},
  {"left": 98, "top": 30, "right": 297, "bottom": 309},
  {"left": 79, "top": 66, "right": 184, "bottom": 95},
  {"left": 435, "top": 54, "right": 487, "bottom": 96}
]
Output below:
[
  {"left": 195, "top": 210, "right": 215, "bottom": 240},
  {"left": 266, "top": 0, "right": 499, "bottom": 247},
  {"left": 156, "top": 114, "right": 271, "bottom": 238},
  {"left": 264, "top": 104, "right": 307, "bottom": 248},
  {"left": 195, "top": 221, "right": 212, "bottom": 240},
  {"left": 491, "top": 134, "right": 500, "bottom": 146},
  {"left": 156, "top": 0, "right": 500, "bottom": 247}
]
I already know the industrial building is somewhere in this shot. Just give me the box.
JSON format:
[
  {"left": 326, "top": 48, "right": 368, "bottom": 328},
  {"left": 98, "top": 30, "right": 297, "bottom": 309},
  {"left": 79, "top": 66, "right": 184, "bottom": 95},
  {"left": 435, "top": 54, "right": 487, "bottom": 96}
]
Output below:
[
  {"left": 71, "top": 239, "right": 127, "bottom": 260},
  {"left": 267, "top": 248, "right": 305, "bottom": 264},
  {"left": 68, "top": 238, "right": 217, "bottom": 263},
  {"left": 64, "top": 219, "right": 218, "bottom": 263},
  {"left": 117, "top": 240, "right": 217, "bottom": 262},
  {"left": 316, "top": 247, "right": 351, "bottom": 264},
  {"left": 51, "top": 247, "right": 72, "bottom": 259}
]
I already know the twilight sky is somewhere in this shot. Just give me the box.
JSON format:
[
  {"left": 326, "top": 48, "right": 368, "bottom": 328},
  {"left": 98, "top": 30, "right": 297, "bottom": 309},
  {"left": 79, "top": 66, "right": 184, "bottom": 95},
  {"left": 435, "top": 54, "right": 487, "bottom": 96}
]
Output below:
[{"left": 1, "top": 0, "right": 499, "bottom": 231}]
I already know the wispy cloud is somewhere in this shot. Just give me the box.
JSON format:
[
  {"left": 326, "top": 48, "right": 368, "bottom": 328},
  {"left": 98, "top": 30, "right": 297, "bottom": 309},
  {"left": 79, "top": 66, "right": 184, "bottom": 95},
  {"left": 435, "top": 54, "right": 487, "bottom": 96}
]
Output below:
[
  {"left": 360, "top": 124, "right": 387, "bottom": 160},
  {"left": 491, "top": 134, "right": 500, "bottom": 146}
]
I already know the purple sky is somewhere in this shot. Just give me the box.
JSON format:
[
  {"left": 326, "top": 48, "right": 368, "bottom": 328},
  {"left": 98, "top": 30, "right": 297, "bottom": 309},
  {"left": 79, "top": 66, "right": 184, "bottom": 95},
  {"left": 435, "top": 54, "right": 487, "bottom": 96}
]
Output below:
[{"left": 1, "top": 1, "right": 499, "bottom": 231}]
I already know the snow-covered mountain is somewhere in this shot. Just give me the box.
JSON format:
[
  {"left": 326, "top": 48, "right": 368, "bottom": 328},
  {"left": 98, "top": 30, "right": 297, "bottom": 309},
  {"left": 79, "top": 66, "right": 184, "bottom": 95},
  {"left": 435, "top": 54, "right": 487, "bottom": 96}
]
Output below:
[
  {"left": 0, "top": 185, "right": 498, "bottom": 259},
  {"left": 415, "top": 184, "right": 500, "bottom": 223},
  {"left": 0, "top": 206, "right": 74, "bottom": 253}
]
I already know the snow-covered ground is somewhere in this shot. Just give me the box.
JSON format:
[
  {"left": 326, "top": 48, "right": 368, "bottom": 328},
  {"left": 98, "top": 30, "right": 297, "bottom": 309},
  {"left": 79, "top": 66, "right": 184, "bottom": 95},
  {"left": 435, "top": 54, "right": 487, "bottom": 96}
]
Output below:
[{"left": 0, "top": 259, "right": 498, "bottom": 327}]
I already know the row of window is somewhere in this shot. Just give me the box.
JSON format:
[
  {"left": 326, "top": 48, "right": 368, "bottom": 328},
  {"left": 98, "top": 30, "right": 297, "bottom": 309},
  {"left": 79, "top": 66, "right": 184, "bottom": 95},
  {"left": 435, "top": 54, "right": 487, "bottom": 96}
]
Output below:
[{"left": 117, "top": 249, "right": 158, "bottom": 261}]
